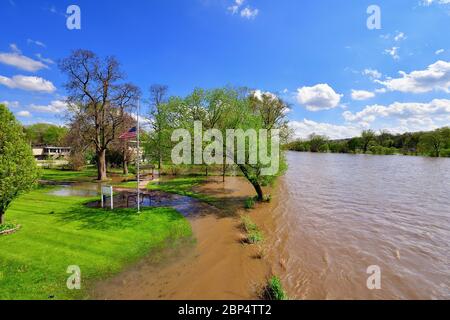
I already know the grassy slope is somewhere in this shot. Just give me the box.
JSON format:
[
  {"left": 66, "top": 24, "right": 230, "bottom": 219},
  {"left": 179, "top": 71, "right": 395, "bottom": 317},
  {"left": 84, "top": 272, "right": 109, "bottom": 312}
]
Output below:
[{"left": 0, "top": 188, "right": 192, "bottom": 300}]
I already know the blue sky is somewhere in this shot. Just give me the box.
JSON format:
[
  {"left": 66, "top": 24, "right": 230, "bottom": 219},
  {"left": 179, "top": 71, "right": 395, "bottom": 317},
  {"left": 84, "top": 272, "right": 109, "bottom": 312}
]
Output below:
[{"left": 1, "top": 0, "right": 450, "bottom": 138}]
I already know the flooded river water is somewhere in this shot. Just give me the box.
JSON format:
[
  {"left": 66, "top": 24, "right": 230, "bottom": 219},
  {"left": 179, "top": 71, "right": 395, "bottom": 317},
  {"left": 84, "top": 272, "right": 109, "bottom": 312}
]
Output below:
[
  {"left": 55, "top": 151, "right": 450, "bottom": 300},
  {"left": 265, "top": 152, "right": 450, "bottom": 300}
]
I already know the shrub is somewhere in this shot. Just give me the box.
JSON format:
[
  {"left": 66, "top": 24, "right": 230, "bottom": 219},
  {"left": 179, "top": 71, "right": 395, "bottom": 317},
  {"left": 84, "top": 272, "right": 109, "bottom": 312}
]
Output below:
[
  {"left": 245, "top": 197, "right": 256, "bottom": 209},
  {"left": 260, "top": 276, "right": 288, "bottom": 300},
  {"left": 247, "top": 230, "right": 264, "bottom": 244}
]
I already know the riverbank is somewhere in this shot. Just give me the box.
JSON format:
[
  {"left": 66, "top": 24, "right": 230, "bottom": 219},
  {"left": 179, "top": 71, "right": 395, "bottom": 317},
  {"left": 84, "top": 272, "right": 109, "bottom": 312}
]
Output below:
[{"left": 92, "top": 176, "right": 276, "bottom": 299}]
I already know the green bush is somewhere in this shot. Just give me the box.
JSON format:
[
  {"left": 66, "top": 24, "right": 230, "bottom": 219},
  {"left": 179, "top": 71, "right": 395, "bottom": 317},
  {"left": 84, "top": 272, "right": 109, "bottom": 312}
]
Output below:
[
  {"left": 245, "top": 197, "right": 256, "bottom": 209},
  {"left": 441, "top": 149, "right": 450, "bottom": 158},
  {"left": 260, "top": 276, "right": 288, "bottom": 300}
]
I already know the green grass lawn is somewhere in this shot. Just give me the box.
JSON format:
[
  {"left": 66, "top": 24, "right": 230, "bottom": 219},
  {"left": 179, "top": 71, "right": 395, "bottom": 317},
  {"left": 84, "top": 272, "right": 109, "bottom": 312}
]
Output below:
[
  {"left": 147, "top": 177, "right": 216, "bottom": 204},
  {"left": 40, "top": 168, "right": 98, "bottom": 182},
  {"left": 0, "top": 187, "right": 192, "bottom": 300},
  {"left": 40, "top": 168, "right": 135, "bottom": 182}
]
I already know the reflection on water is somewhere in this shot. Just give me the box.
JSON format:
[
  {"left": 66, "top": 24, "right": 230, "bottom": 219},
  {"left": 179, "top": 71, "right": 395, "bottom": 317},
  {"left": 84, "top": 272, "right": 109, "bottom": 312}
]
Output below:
[
  {"left": 269, "top": 152, "right": 450, "bottom": 300},
  {"left": 48, "top": 184, "right": 100, "bottom": 197}
]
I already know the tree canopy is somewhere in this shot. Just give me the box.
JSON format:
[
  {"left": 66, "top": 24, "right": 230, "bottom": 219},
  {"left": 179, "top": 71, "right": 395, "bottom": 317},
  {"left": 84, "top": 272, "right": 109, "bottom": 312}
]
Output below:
[{"left": 0, "top": 104, "right": 40, "bottom": 225}]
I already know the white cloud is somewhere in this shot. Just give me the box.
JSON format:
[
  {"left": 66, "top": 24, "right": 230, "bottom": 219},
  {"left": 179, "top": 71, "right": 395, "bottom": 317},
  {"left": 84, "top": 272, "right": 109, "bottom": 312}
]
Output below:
[
  {"left": 17, "top": 110, "right": 31, "bottom": 117},
  {"left": 384, "top": 47, "right": 400, "bottom": 60},
  {"left": 289, "top": 119, "right": 362, "bottom": 140},
  {"left": 240, "top": 7, "right": 259, "bottom": 19},
  {"left": 363, "top": 68, "right": 382, "bottom": 80},
  {"left": 394, "top": 32, "right": 407, "bottom": 42},
  {"left": 420, "top": 0, "right": 450, "bottom": 6},
  {"left": 343, "top": 99, "right": 450, "bottom": 127},
  {"left": 228, "top": 0, "right": 258, "bottom": 19},
  {"left": 27, "top": 39, "right": 46, "bottom": 48},
  {"left": 0, "top": 44, "right": 48, "bottom": 72},
  {"left": 35, "top": 53, "right": 55, "bottom": 65},
  {"left": 253, "top": 89, "right": 277, "bottom": 101},
  {"left": 228, "top": 0, "right": 244, "bottom": 14},
  {"left": 0, "top": 100, "right": 20, "bottom": 108},
  {"left": 351, "top": 90, "right": 375, "bottom": 101},
  {"left": 0, "top": 75, "right": 56, "bottom": 93},
  {"left": 376, "top": 60, "right": 450, "bottom": 93},
  {"left": 296, "top": 84, "right": 343, "bottom": 111},
  {"left": 30, "top": 100, "right": 67, "bottom": 113},
  {"left": 435, "top": 49, "right": 445, "bottom": 55}
]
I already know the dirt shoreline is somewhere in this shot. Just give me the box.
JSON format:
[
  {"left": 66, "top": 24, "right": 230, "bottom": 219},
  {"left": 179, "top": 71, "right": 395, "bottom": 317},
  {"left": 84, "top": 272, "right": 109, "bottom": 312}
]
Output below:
[{"left": 91, "top": 176, "right": 277, "bottom": 300}]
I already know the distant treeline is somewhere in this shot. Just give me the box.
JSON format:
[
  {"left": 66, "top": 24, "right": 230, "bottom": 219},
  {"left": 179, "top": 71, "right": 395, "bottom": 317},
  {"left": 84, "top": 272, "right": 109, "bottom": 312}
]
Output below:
[{"left": 286, "top": 127, "right": 450, "bottom": 158}]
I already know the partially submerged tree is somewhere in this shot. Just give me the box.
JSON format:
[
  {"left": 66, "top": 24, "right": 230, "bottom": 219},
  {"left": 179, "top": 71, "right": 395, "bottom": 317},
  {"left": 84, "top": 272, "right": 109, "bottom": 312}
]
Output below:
[
  {"left": 0, "top": 104, "right": 39, "bottom": 225},
  {"left": 59, "top": 50, "right": 140, "bottom": 180}
]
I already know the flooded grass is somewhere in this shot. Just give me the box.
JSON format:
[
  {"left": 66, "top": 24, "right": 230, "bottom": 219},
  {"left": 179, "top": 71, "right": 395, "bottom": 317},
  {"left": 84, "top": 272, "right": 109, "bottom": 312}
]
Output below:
[{"left": 0, "top": 187, "right": 192, "bottom": 300}]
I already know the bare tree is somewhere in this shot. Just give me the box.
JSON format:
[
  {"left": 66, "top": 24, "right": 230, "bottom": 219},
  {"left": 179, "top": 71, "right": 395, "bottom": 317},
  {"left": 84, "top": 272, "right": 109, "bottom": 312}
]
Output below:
[{"left": 59, "top": 50, "right": 140, "bottom": 180}]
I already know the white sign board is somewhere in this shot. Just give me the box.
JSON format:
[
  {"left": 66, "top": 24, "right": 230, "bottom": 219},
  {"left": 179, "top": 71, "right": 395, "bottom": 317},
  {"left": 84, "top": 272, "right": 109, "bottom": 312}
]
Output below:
[{"left": 101, "top": 186, "right": 114, "bottom": 210}]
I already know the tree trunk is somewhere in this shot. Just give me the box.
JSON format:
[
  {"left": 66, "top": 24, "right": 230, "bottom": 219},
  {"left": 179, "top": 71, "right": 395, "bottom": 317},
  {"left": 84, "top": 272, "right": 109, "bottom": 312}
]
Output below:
[
  {"left": 123, "top": 160, "right": 129, "bottom": 175},
  {"left": 0, "top": 211, "right": 4, "bottom": 225},
  {"left": 222, "top": 161, "right": 226, "bottom": 183},
  {"left": 97, "top": 149, "right": 107, "bottom": 181},
  {"left": 238, "top": 164, "right": 264, "bottom": 201}
]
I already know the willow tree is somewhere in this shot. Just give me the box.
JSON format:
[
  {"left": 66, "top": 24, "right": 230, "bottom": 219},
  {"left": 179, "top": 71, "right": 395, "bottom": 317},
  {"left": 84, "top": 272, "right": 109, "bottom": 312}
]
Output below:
[
  {"left": 59, "top": 50, "right": 140, "bottom": 180},
  {"left": 170, "top": 88, "right": 289, "bottom": 201},
  {"left": 0, "top": 104, "right": 39, "bottom": 225}
]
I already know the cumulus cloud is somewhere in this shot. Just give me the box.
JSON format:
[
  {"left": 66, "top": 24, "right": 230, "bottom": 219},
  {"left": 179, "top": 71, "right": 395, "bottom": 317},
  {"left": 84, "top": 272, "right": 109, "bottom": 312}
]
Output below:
[
  {"left": 435, "top": 49, "right": 445, "bottom": 55},
  {"left": 289, "top": 119, "right": 362, "bottom": 140},
  {"left": 0, "top": 75, "right": 56, "bottom": 93},
  {"left": 376, "top": 60, "right": 450, "bottom": 93},
  {"left": 0, "top": 100, "right": 20, "bottom": 108},
  {"left": 296, "top": 84, "right": 343, "bottom": 111},
  {"left": 342, "top": 99, "right": 450, "bottom": 132},
  {"left": 351, "top": 90, "right": 375, "bottom": 101},
  {"left": 17, "top": 110, "right": 31, "bottom": 117},
  {"left": 30, "top": 100, "right": 67, "bottom": 113},
  {"left": 363, "top": 68, "right": 382, "bottom": 80},
  {"left": 0, "top": 44, "right": 48, "bottom": 72},
  {"left": 252, "top": 89, "right": 277, "bottom": 101}
]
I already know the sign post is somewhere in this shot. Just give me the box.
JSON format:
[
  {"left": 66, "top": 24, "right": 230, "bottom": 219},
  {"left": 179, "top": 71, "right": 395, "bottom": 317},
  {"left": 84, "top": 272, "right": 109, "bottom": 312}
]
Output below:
[
  {"left": 101, "top": 186, "right": 114, "bottom": 210},
  {"left": 137, "top": 99, "right": 141, "bottom": 214}
]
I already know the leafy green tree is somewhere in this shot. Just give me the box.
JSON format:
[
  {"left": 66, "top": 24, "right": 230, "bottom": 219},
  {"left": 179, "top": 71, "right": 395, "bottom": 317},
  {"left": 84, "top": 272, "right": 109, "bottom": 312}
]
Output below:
[
  {"left": 24, "top": 123, "right": 68, "bottom": 146},
  {"left": 0, "top": 104, "right": 40, "bottom": 225},
  {"left": 308, "top": 134, "right": 328, "bottom": 153},
  {"left": 419, "top": 128, "right": 448, "bottom": 157},
  {"left": 361, "top": 130, "right": 376, "bottom": 154}
]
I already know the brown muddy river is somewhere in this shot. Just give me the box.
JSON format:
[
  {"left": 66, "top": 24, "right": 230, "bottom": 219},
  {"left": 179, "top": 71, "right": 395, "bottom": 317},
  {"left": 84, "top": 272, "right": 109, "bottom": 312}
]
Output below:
[
  {"left": 267, "top": 151, "right": 450, "bottom": 300},
  {"left": 90, "top": 152, "right": 449, "bottom": 300}
]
